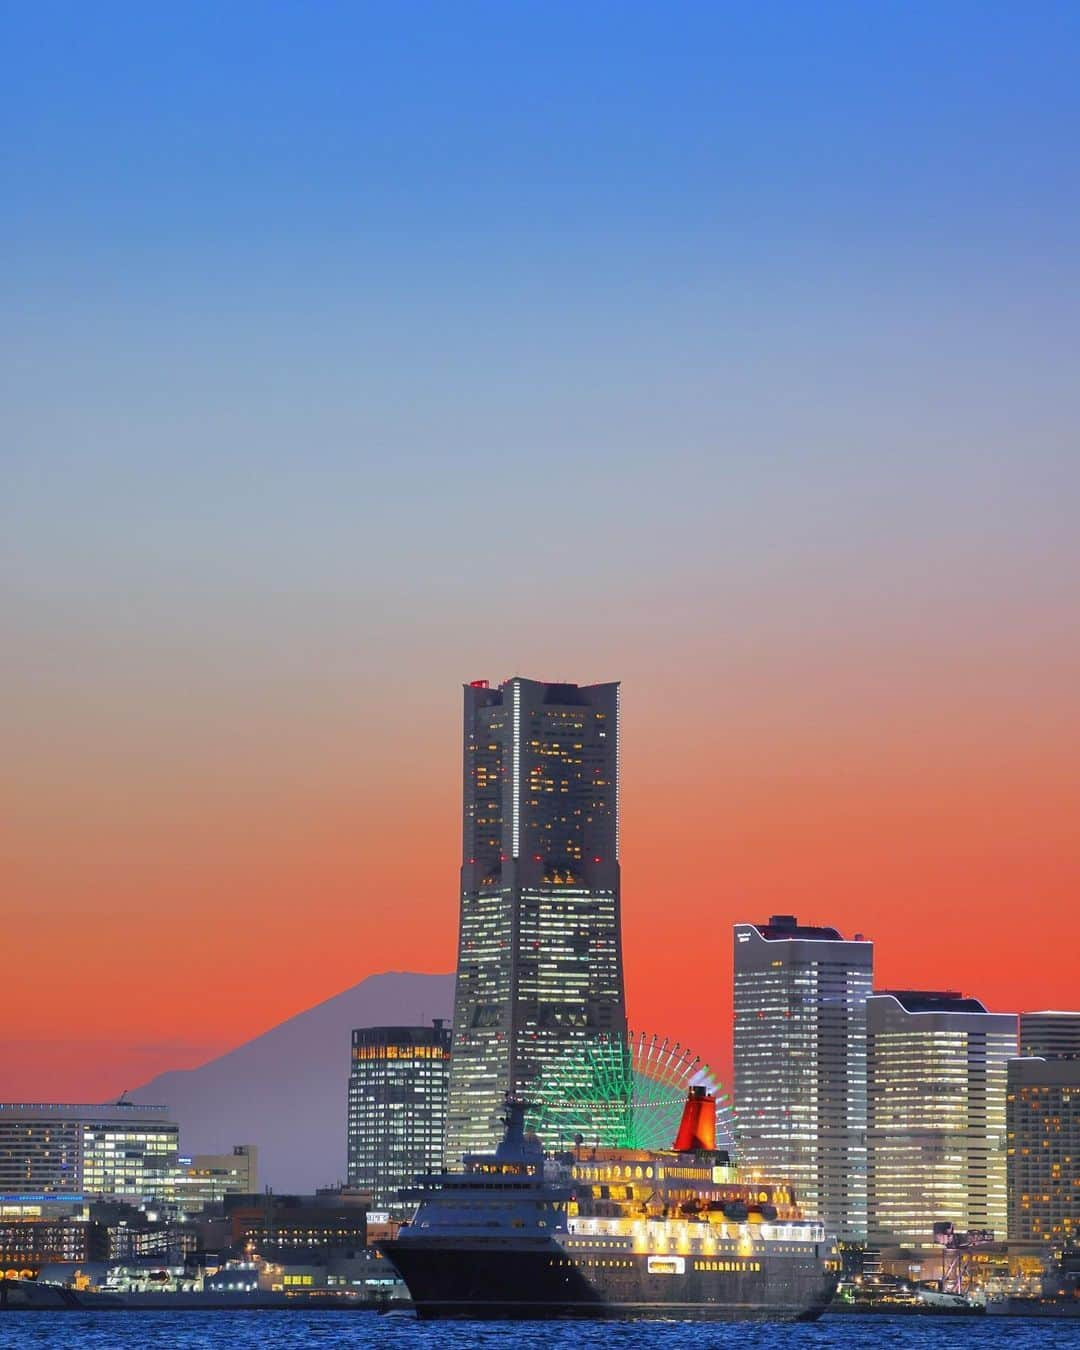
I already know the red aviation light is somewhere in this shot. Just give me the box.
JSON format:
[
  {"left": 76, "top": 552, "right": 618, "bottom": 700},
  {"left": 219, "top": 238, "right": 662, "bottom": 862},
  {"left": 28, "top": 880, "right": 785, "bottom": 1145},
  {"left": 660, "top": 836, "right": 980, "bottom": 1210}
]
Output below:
[
  {"left": 673, "top": 1086, "right": 717, "bottom": 1152},
  {"left": 469, "top": 679, "right": 489, "bottom": 688}
]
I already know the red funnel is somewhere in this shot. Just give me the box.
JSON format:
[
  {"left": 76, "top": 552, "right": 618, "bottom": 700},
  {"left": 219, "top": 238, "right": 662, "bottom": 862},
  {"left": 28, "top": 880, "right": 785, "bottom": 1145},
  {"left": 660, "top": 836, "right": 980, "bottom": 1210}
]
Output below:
[{"left": 673, "top": 1086, "right": 716, "bottom": 1152}]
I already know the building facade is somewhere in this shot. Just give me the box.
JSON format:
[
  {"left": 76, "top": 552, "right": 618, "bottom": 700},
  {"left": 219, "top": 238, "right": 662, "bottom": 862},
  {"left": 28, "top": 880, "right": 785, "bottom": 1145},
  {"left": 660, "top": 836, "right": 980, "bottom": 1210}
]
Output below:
[
  {"left": 1020, "top": 1011, "right": 1080, "bottom": 1061},
  {"left": 732, "top": 915, "right": 873, "bottom": 1240},
  {"left": 1007, "top": 1055, "right": 1080, "bottom": 1242},
  {"left": 0, "top": 1197, "right": 101, "bottom": 1276},
  {"left": 168, "top": 1144, "right": 258, "bottom": 1213},
  {"left": 0, "top": 1102, "right": 178, "bottom": 1202},
  {"left": 347, "top": 1023, "right": 451, "bottom": 1211},
  {"left": 446, "top": 677, "right": 626, "bottom": 1160},
  {"left": 226, "top": 1188, "right": 369, "bottom": 1257},
  {"left": 867, "top": 991, "right": 1017, "bottom": 1249}
]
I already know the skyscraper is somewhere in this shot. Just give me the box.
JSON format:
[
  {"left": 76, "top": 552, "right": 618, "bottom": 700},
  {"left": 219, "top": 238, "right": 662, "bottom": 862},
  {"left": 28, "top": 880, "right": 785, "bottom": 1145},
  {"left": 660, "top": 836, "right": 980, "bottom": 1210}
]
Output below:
[
  {"left": 347, "top": 1022, "right": 451, "bottom": 1213},
  {"left": 732, "top": 915, "right": 873, "bottom": 1240},
  {"left": 866, "top": 991, "right": 1017, "bottom": 1249},
  {"left": 446, "top": 677, "right": 625, "bottom": 1160},
  {"left": 1007, "top": 1008, "right": 1080, "bottom": 1243},
  {"left": 1007, "top": 1055, "right": 1080, "bottom": 1242}
]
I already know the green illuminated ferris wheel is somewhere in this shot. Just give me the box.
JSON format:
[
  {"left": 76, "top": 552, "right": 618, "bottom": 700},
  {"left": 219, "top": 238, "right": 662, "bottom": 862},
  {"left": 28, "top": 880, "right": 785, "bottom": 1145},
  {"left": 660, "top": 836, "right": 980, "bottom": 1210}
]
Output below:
[{"left": 527, "top": 1031, "right": 734, "bottom": 1152}]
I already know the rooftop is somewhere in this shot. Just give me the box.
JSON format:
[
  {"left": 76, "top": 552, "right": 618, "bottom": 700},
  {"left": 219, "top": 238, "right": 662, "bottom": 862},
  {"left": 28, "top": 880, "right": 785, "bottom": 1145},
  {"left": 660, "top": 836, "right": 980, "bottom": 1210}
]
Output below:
[
  {"left": 873, "top": 990, "right": 989, "bottom": 1014},
  {"left": 748, "top": 914, "right": 861, "bottom": 942}
]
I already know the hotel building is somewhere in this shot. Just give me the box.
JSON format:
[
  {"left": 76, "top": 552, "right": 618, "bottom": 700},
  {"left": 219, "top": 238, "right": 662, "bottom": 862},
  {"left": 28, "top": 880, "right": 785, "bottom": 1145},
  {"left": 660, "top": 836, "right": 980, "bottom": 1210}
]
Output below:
[
  {"left": 0, "top": 1102, "right": 179, "bottom": 1203},
  {"left": 446, "top": 677, "right": 626, "bottom": 1159},
  {"left": 347, "top": 1022, "right": 451, "bottom": 1212},
  {"left": 733, "top": 915, "right": 873, "bottom": 1240},
  {"left": 867, "top": 991, "right": 1017, "bottom": 1248},
  {"left": 1007, "top": 1009, "right": 1080, "bottom": 1242}
]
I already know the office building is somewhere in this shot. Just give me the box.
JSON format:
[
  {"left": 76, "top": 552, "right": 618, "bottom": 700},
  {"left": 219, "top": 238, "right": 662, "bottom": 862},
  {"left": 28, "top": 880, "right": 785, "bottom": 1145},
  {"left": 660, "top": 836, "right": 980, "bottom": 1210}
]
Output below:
[
  {"left": 1020, "top": 1011, "right": 1080, "bottom": 1061},
  {"left": 733, "top": 915, "right": 873, "bottom": 1240},
  {"left": 867, "top": 991, "right": 1017, "bottom": 1248},
  {"left": 1007, "top": 1054, "right": 1080, "bottom": 1242},
  {"left": 0, "top": 1102, "right": 178, "bottom": 1202},
  {"left": 447, "top": 677, "right": 626, "bottom": 1159},
  {"left": 347, "top": 1023, "right": 451, "bottom": 1212},
  {"left": 168, "top": 1145, "right": 258, "bottom": 1213}
]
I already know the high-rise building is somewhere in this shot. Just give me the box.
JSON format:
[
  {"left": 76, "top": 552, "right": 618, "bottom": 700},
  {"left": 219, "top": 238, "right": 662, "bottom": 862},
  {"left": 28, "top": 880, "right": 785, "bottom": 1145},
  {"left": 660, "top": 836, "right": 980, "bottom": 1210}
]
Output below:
[
  {"left": 867, "top": 991, "right": 1017, "bottom": 1249},
  {"left": 446, "top": 677, "right": 626, "bottom": 1159},
  {"left": 1020, "top": 1011, "right": 1080, "bottom": 1061},
  {"left": 0, "top": 1102, "right": 179, "bottom": 1203},
  {"left": 732, "top": 915, "right": 873, "bottom": 1240},
  {"left": 347, "top": 1022, "right": 451, "bottom": 1212},
  {"left": 1007, "top": 1054, "right": 1080, "bottom": 1243}
]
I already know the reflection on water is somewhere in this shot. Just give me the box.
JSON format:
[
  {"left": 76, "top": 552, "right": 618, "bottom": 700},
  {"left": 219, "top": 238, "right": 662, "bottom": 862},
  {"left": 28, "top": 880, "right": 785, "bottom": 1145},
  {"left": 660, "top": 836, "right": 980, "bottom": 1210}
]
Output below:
[{"left": 1, "top": 1312, "right": 1078, "bottom": 1350}]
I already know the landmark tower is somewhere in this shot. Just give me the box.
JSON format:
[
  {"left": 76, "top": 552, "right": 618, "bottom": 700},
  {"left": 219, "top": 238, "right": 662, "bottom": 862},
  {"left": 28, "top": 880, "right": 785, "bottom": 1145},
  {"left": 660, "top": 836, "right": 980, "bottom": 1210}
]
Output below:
[{"left": 446, "top": 677, "right": 626, "bottom": 1159}]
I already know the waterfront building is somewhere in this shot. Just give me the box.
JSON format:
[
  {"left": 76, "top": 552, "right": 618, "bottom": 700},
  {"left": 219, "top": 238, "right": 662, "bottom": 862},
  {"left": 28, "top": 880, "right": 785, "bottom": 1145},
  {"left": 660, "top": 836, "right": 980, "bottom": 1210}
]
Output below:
[
  {"left": 1007, "top": 1055, "right": 1080, "bottom": 1242},
  {"left": 0, "top": 1102, "right": 178, "bottom": 1202},
  {"left": 1020, "top": 1011, "right": 1080, "bottom": 1061},
  {"left": 446, "top": 677, "right": 626, "bottom": 1160},
  {"left": 0, "top": 1197, "right": 101, "bottom": 1277},
  {"left": 226, "top": 1187, "right": 369, "bottom": 1257},
  {"left": 867, "top": 991, "right": 1017, "bottom": 1248},
  {"left": 732, "top": 915, "right": 872, "bottom": 1240},
  {"left": 347, "top": 1022, "right": 451, "bottom": 1212}
]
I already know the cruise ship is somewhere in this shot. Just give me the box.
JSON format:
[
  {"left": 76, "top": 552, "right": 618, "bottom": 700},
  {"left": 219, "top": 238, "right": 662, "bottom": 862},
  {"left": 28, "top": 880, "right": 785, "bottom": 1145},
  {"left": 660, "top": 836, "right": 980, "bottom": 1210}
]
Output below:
[{"left": 381, "top": 1088, "right": 840, "bottom": 1320}]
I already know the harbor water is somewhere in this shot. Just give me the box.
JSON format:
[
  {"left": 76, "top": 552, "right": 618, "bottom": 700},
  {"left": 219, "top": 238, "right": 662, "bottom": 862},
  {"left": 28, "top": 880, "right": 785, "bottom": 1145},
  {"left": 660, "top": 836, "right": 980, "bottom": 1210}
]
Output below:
[{"left": 1, "top": 1313, "right": 1077, "bottom": 1349}]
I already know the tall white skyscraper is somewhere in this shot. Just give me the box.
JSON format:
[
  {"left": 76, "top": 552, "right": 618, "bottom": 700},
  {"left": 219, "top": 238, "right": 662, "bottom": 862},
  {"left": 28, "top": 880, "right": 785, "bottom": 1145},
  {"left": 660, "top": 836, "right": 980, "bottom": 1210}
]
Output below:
[
  {"left": 446, "top": 677, "right": 626, "bottom": 1161},
  {"left": 733, "top": 915, "right": 873, "bottom": 1240},
  {"left": 867, "top": 990, "right": 1017, "bottom": 1248}
]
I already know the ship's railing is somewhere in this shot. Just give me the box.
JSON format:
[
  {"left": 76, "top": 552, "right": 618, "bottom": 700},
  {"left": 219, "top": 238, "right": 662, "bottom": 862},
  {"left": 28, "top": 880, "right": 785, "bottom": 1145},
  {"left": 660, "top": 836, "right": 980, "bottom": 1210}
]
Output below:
[{"left": 566, "top": 1216, "right": 825, "bottom": 1245}]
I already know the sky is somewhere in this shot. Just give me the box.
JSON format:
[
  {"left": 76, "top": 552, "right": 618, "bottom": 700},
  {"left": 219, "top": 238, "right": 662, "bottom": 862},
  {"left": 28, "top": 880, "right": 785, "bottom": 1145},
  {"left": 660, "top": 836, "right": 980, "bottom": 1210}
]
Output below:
[{"left": 3, "top": 1, "right": 1079, "bottom": 1100}]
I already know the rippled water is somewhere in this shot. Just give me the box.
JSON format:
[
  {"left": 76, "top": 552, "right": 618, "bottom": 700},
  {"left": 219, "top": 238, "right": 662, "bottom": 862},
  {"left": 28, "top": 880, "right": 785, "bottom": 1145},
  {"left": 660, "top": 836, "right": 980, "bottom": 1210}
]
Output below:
[{"left": 1, "top": 1313, "right": 1077, "bottom": 1349}]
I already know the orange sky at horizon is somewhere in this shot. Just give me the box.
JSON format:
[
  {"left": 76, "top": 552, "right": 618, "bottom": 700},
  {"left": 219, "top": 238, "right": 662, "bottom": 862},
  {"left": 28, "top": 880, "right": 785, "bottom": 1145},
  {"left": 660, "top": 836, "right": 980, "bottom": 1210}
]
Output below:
[{"left": 4, "top": 618, "right": 1078, "bottom": 1103}]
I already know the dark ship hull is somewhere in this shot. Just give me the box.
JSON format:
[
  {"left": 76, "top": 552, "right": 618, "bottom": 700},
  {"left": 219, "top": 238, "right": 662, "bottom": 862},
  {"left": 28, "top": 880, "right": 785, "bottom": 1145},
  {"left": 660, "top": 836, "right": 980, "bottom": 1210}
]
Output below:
[
  {"left": 382, "top": 1236, "right": 838, "bottom": 1321},
  {"left": 987, "top": 1297, "right": 1080, "bottom": 1318}
]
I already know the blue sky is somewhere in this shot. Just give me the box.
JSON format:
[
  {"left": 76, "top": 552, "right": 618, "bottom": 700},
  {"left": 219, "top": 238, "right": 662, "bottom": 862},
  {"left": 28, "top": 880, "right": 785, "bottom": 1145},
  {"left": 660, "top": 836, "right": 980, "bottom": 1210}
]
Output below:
[{"left": 5, "top": 0, "right": 1078, "bottom": 654}]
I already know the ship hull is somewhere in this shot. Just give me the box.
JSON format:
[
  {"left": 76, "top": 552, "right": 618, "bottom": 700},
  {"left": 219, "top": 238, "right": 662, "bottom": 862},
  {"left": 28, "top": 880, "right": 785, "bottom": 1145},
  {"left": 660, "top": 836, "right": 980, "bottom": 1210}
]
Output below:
[
  {"left": 382, "top": 1238, "right": 837, "bottom": 1321},
  {"left": 986, "top": 1298, "right": 1080, "bottom": 1318}
]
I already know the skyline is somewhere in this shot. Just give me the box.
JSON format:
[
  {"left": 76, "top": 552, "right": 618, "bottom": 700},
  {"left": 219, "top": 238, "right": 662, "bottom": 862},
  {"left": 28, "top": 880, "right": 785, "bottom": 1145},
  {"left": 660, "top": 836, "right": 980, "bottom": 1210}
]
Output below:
[{"left": 4, "top": 1, "right": 1080, "bottom": 1101}]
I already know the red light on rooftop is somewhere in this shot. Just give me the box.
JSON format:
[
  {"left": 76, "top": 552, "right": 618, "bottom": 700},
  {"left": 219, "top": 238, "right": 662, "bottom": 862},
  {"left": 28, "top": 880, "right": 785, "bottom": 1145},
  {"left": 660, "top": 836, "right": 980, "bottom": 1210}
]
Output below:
[{"left": 469, "top": 679, "right": 489, "bottom": 689}]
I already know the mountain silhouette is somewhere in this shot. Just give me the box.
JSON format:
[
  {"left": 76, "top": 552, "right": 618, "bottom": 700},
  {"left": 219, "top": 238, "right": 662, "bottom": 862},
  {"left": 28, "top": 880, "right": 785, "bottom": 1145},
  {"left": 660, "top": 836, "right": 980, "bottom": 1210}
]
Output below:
[{"left": 131, "top": 971, "right": 454, "bottom": 1193}]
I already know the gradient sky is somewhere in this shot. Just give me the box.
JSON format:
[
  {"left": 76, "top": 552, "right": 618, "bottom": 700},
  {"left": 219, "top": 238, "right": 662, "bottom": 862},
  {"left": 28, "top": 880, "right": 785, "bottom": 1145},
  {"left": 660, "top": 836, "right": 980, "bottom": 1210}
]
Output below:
[{"left": 3, "top": 1, "right": 1079, "bottom": 1101}]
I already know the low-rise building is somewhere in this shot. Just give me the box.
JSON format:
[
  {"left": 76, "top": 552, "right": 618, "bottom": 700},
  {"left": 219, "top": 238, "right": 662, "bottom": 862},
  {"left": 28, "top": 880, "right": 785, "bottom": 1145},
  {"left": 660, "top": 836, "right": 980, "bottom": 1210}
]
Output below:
[{"left": 167, "top": 1145, "right": 258, "bottom": 1213}]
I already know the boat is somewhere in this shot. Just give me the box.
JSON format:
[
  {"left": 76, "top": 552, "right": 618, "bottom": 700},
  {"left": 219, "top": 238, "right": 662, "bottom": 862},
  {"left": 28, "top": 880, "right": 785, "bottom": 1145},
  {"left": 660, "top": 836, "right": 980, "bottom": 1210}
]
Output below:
[
  {"left": 380, "top": 1087, "right": 840, "bottom": 1320},
  {"left": 987, "top": 1243, "right": 1080, "bottom": 1317},
  {"left": 915, "top": 1285, "right": 973, "bottom": 1310}
]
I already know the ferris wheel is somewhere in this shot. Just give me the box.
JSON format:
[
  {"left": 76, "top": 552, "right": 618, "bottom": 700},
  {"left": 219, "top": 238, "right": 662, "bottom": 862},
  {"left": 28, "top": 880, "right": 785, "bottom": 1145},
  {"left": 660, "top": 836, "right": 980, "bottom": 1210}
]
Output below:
[{"left": 527, "top": 1030, "right": 734, "bottom": 1152}]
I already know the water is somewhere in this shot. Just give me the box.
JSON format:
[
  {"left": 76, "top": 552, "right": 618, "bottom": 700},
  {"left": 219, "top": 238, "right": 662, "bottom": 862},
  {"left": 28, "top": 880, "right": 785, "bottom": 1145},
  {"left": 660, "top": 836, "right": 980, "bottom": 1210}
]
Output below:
[{"left": 0, "top": 1314, "right": 1075, "bottom": 1350}]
